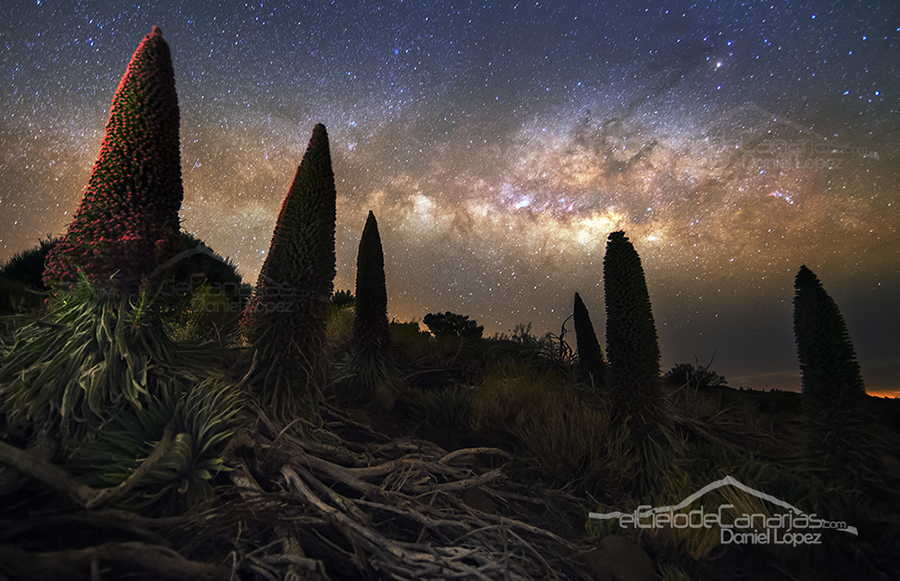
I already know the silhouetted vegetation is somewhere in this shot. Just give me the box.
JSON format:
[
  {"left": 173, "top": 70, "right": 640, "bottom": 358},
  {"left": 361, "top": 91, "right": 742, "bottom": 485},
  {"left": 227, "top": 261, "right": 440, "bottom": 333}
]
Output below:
[
  {"left": 352, "top": 211, "right": 390, "bottom": 354},
  {"left": 603, "top": 231, "right": 662, "bottom": 431},
  {"left": 573, "top": 291, "right": 606, "bottom": 390},
  {"left": 423, "top": 311, "right": 484, "bottom": 339},
  {"left": 0, "top": 237, "right": 58, "bottom": 317},
  {"left": 330, "top": 289, "right": 355, "bottom": 309},
  {"left": 1, "top": 27, "right": 898, "bottom": 581},
  {"left": 0, "top": 237, "right": 58, "bottom": 291},
  {"left": 162, "top": 232, "right": 248, "bottom": 342},
  {"left": 663, "top": 359, "right": 728, "bottom": 390},
  {"left": 241, "top": 123, "right": 336, "bottom": 423},
  {"left": 793, "top": 265, "right": 867, "bottom": 481},
  {"left": 178, "top": 232, "right": 244, "bottom": 288}
]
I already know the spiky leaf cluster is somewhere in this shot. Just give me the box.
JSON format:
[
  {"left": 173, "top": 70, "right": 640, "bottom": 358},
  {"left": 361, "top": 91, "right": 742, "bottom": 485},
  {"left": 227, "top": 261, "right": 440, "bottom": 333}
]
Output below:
[
  {"left": 331, "top": 289, "right": 356, "bottom": 309},
  {"left": 793, "top": 265, "right": 866, "bottom": 474},
  {"left": 70, "top": 379, "right": 241, "bottom": 515},
  {"left": 242, "top": 124, "right": 336, "bottom": 420},
  {"left": 353, "top": 211, "right": 390, "bottom": 354},
  {"left": 603, "top": 231, "right": 661, "bottom": 429},
  {"left": 573, "top": 292, "right": 606, "bottom": 390},
  {"left": 44, "top": 27, "right": 184, "bottom": 295},
  {"left": 0, "top": 279, "right": 223, "bottom": 435}
]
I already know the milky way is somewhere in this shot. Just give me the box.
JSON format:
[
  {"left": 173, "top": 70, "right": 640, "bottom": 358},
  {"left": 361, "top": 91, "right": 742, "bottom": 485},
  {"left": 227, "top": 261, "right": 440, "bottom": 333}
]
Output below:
[{"left": 2, "top": 2, "right": 898, "bottom": 393}]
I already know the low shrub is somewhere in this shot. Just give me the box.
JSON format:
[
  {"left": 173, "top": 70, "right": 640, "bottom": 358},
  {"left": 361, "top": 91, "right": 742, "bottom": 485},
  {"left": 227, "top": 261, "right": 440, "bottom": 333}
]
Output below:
[{"left": 405, "top": 384, "right": 472, "bottom": 431}]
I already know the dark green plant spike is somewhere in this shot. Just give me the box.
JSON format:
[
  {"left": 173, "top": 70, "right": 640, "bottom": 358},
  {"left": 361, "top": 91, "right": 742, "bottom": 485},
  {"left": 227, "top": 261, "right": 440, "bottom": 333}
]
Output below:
[
  {"left": 793, "top": 265, "right": 867, "bottom": 479},
  {"left": 794, "top": 265, "right": 866, "bottom": 406},
  {"left": 44, "top": 27, "right": 184, "bottom": 296},
  {"left": 603, "top": 231, "right": 661, "bottom": 431},
  {"left": 242, "top": 123, "right": 336, "bottom": 423},
  {"left": 244, "top": 123, "right": 336, "bottom": 339},
  {"left": 353, "top": 211, "right": 391, "bottom": 354},
  {"left": 573, "top": 292, "right": 606, "bottom": 390}
]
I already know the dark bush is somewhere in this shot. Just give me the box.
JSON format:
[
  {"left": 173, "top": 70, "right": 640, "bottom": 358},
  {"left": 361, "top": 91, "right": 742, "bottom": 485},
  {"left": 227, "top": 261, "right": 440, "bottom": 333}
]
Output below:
[
  {"left": 423, "top": 311, "right": 484, "bottom": 340},
  {"left": 331, "top": 289, "right": 356, "bottom": 309},
  {"left": 0, "top": 237, "right": 58, "bottom": 290},
  {"left": 663, "top": 360, "right": 727, "bottom": 390}
]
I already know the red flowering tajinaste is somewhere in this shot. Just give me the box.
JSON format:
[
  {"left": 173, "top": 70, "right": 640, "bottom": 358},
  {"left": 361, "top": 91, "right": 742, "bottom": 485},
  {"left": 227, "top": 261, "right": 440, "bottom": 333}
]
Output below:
[{"left": 44, "top": 27, "right": 184, "bottom": 294}]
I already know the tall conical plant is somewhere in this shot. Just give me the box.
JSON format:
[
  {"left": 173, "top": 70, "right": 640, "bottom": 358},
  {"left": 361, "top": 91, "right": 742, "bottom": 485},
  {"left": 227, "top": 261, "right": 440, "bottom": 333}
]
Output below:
[
  {"left": 573, "top": 292, "right": 606, "bottom": 390},
  {"left": 353, "top": 211, "right": 390, "bottom": 353},
  {"left": 334, "top": 211, "right": 400, "bottom": 407},
  {"left": 603, "top": 231, "right": 679, "bottom": 500},
  {"left": 1, "top": 27, "right": 190, "bottom": 428},
  {"left": 43, "top": 26, "right": 184, "bottom": 296},
  {"left": 793, "top": 265, "right": 866, "bottom": 477},
  {"left": 0, "top": 32, "right": 244, "bottom": 511},
  {"left": 243, "top": 123, "right": 336, "bottom": 422},
  {"left": 603, "top": 231, "right": 661, "bottom": 431}
]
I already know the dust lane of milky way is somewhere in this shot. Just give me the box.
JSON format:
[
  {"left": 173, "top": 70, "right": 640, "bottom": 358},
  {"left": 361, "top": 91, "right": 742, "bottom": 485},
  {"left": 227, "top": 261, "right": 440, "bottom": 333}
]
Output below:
[{"left": 1, "top": 2, "right": 898, "bottom": 394}]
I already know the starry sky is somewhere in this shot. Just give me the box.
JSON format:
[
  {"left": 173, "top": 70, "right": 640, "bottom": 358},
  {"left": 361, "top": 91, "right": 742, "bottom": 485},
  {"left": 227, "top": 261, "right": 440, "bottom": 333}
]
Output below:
[{"left": 2, "top": 1, "right": 899, "bottom": 395}]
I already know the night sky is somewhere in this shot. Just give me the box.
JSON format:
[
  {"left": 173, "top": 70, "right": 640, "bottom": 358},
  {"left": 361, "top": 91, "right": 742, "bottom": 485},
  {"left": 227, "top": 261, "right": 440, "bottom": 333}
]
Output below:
[{"left": 2, "top": 2, "right": 898, "bottom": 395}]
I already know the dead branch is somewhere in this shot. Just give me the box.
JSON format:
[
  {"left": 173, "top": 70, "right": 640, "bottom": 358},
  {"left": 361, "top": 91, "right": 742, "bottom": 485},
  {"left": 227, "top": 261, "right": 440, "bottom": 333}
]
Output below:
[
  {"left": 1, "top": 398, "right": 595, "bottom": 581},
  {"left": 0, "top": 508, "right": 185, "bottom": 543},
  {"left": 0, "top": 542, "right": 229, "bottom": 581},
  {"left": 0, "top": 423, "right": 175, "bottom": 510},
  {"left": 439, "top": 447, "right": 513, "bottom": 465}
]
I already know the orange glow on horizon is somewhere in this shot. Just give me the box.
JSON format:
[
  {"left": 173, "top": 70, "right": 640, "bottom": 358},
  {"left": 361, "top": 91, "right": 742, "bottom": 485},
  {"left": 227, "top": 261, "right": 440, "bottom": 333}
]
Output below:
[{"left": 868, "top": 389, "right": 900, "bottom": 400}]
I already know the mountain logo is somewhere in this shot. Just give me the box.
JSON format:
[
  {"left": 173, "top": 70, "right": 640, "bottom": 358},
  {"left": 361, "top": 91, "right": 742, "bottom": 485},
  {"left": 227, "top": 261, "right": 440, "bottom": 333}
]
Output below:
[{"left": 589, "top": 475, "right": 857, "bottom": 546}]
